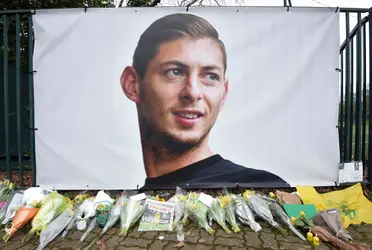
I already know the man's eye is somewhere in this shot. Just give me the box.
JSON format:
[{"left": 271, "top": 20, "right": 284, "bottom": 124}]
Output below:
[
  {"left": 206, "top": 73, "right": 219, "bottom": 81},
  {"left": 168, "top": 69, "right": 182, "bottom": 77},
  {"left": 173, "top": 69, "right": 181, "bottom": 75}
]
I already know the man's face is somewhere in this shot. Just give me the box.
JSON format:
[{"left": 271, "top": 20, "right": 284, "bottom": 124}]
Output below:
[{"left": 137, "top": 37, "right": 228, "bottom": 147}]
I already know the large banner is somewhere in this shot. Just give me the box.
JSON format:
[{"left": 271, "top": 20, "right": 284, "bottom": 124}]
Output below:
[{"left": 32, "top": 7, "right": 340, "bottom": 190}]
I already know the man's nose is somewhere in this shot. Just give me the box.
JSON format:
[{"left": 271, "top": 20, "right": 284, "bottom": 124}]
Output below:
[{"left": 180, "top": 75, "right": 202, "bottom": 102}]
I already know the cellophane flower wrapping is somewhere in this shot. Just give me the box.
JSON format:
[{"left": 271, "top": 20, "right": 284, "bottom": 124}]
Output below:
[
  {"left": 207, "top": 211, "right": 214, "bottom": 227},
  {"left": 0, "top": 200, "right": 11, "bottom": 223},
  {"left": 22, "top": 188, "right": 51, "bottom": 207},
  {"left": 2, "top": 187, "right": 50, "bottom": 242},
  {"left": 182, "top": 192, "right": 200, "bottom": 226},
  {"left": 219, "top": 188, "right": 240, "bottom": 233},
  {"left": 257, "top": 193, "right": 306, "bottom": 241},
  {"left": 61, "top": 191, "right": 91, "bottom": 239},
  {"left": 208, "top": 198, "right": 231, "bottom": 234},
  {"left": 76, "top": 217, "right": 96, "bottom": 249},
  {"left": 119, "top": 193, "right": 146, "bottom": 236},
  {"left": 243, "top": 190, "right": 287, "bottom": 236},
  {"left": 23, "top": 191, "right": 69, "bottom": 243},
  {"left": 1, "top": 190, "right": 24, "bottom": 225},
  {"left": 172, "top": 187, "right": 188, "bottom": 241},
  {"left": 84, "top": 196, "right": 124, "bottom": 250},
  {"left": 173, "top": 187, "right": 188, "bottom": 230},
  {"left": 35, "top": 207, "right": 74, "bottom": 250},
  {"left": 75, "top": 197, "right": 96, "bottom": 232},
  {"left": 0, "top": 179, "right": 15, "bottom": 222},
  {"left": 184, "top": 192, "right": 214, "bottom": 235},
  {"left": 234, "top": 194, "right": 261, "bottom": 232}
]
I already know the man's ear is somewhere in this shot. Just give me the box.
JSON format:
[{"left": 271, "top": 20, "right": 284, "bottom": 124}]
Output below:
[
  {"left": 221, "top": 78, "right": 229, "bottom": 107},
  {"left": 120, "top": 66, "right": 141, "bottom": 103}
]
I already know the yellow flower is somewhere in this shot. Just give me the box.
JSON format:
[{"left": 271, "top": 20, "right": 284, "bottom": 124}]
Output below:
[
  {"left": 290, "top": 217, "right": 297, "bottom": 224},
  {"left": 243, "top": 190, "right": 255, "bottom": 200},
  {"left": 218, "top": 195, "right": 231, "bottom": 207},
  {"left": 269, "top": 192, "right": 276, "bottom": 198},
  {"left": 300, "top": 211, "right": 306, "bottom": 217},
  {"left": 65, "top": 197, "right": 73, "bottom": 208},
  {"left": 74, "top": 194, "right": 90, "bottom": 204}
]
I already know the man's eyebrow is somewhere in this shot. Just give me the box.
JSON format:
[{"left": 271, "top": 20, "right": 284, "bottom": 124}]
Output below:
[
  {"left": 159, "top": 61, "right": 222, "bottom": 72},
  {"left": 202, "top": 65, "right": 222, "bottom": 72},
  {"left": 159, "top": 60, "right": 189, "bottom": 69}
]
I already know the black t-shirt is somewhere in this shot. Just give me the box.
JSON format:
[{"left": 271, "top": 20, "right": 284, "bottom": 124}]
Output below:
[{"left": 140, "top": 154, "right": 290, "bottom": 190}]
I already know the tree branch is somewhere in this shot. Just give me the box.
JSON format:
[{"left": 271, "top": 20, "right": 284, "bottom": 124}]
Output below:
[
  {"left": 213, "top": 0, "right": 220, "bottom": 6},
  {"left": 186, "top": 0, "right": 198, "bottom": 7}
]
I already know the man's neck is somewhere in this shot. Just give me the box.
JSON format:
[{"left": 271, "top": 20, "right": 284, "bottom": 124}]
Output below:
[{"left": 142, "top": 139, "right": 214, "bottom": 178}]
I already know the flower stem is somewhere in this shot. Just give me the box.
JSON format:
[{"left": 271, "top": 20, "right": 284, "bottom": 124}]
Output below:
[{"left": 22, "top": 229, "right": 35, "bottom": 244}]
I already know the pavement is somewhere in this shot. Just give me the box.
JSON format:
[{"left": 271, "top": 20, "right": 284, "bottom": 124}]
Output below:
[{"left": 0, "top": 219, "right": 371, "bottom": 250}]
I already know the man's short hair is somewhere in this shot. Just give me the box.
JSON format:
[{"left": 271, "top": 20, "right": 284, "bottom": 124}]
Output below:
[{"left": 132, "top": 13, "right": 227, "bottom": 79}]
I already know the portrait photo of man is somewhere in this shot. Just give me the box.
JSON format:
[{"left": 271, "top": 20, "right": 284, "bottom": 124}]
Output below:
[{"left": 120, "top": 12, "right": 289, "bottom": 190}]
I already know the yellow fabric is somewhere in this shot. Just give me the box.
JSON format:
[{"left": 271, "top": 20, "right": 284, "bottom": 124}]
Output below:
[{"left": 296, "top": 183, "right": 372, "bottom": 228}]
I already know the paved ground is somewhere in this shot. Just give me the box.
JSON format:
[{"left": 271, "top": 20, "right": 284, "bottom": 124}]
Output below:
[{"left": 0, "top": 220, "right": 371, "bottom": 250}]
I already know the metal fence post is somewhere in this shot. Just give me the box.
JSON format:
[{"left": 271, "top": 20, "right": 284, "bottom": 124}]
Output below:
[
  {"left": 28, "top": 13, "right": 36, "bottom": 187},
  {"left": 355, "top": 13, "right": 362, "bottom": 161},
  {"left": 344, "top": 12, "right": 352, "bottom": 161},
  {"left": 362, "top": 24, "right": 367, "bottom": 166},
  {"left": 340, "top": 52, "right": 344, "bottom": 161},
  {"left": 2, "top": 14, "right": 11, "bottom": 182},
  {"left": 15, "top": 14, "right": 24, "bottom": 187},
  {"left": 368, "top": 8, "right": 372, "bottom": 190}
]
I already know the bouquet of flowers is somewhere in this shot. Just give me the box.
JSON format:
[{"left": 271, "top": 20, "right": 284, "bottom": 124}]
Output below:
[
  {"left": 119, "top": 193, "right": 146, "bottom": 236},
  {"left": 74, "top": 197, "right": 96, "bottom": 232},
  {"left": 0, "top": 178, "right": 15, "bottom": 203},
  {"left": 0, "top": 179, "right": 15, "bottom": 223},
  {"left": 243, "top": 190, "right": 287, "bottom": 236},
  {"left": 172, "top": 187, "right": 188, "bottom": 229},
  {"left": 208, "top": 198, "right": 231, "bottom": 234},
  {"left": 258, "top": 192, "right": 306, "bottom": 241},
  {"left": 23, "top": 192, "right": 69, "bottom": 243},
  {"left": 184, "top": 192, "right": 214, "bottom": 235},
  {"left": 234, "top": 194, "right": 261, "bottom": 232},
  {"left": 61, "top": 191, "right": 90, "bottom": 239},
  {"left": 1, "top": 190, "right": 24, "bottom": 225},
  {"left": 35, "top": 207, "right": 74, "bottom": 250},
  {"left": 218, "top": 188, "right": 240, "bottom": 233},
  {"left": 84, "top": 196, "right": 124, "bottom": 250},
  {"left": 2, "top": 187, "right": 50, "bottom": 242},
  {"left": 312, "top": 208, "right": 353, "bottom": 243}
]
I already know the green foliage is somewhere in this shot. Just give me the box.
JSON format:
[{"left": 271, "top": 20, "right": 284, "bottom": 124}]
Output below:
[{"left": 127, "top": 0, "right": 161, "bottom": 7}]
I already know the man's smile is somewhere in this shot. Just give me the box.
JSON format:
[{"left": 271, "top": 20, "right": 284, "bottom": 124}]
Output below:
[
  {"left": 172, "top": 110, "right": 204, "bottom": 126},
  {"left": 173, "top": 110, "right": 204, "bottom": 119}
]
